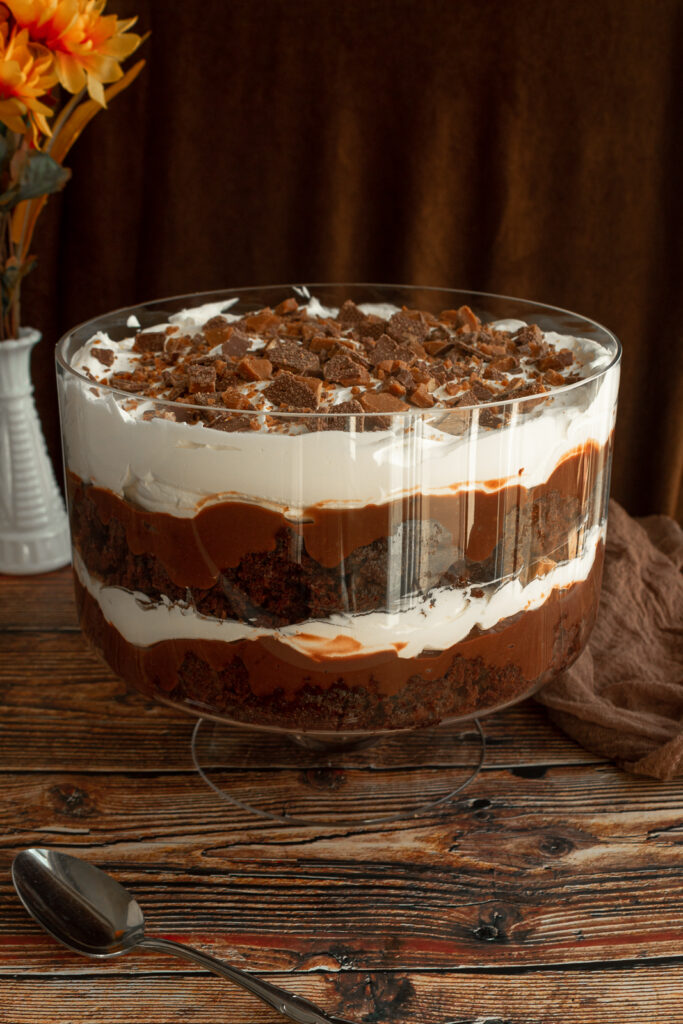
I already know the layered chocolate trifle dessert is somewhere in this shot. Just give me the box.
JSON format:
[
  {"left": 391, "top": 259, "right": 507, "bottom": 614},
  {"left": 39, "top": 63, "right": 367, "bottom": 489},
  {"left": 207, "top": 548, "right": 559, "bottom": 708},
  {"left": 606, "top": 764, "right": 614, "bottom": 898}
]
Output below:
[{"left": 57, "top": 286, "right": 620, "bottom": 735}]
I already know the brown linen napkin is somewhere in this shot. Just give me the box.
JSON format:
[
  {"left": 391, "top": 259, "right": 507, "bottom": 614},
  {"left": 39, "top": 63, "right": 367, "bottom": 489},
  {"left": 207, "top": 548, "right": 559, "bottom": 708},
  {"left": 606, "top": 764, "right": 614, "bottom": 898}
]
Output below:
[{"left": 535, "top": 500, "right": 683, "bottom": 779}]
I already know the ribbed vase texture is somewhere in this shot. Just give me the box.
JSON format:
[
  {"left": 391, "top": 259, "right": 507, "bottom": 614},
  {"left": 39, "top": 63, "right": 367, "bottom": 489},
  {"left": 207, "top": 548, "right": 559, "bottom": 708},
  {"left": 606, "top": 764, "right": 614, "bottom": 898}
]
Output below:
[{"left": 0, "top": 329, "right": 71, "bottom": 573}]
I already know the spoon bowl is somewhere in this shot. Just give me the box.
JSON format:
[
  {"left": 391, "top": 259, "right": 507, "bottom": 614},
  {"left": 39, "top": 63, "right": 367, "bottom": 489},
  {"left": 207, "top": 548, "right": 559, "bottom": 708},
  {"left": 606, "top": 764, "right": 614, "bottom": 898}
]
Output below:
[{"left": 13, "top": 848, "right": 144, "bottom": 957}]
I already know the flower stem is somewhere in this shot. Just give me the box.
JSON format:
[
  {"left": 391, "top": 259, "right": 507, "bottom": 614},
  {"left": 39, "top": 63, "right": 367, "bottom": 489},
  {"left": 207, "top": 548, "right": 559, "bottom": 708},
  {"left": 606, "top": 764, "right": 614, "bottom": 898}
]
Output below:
[
  {"left": 0, "top": 214, "right": 6, "bottom": 341},
  {"left": 10, "top": 221, "right": 20, "bottom": 340},
  {"left": 47, "top": 88, "right": 86, "bottom": 156},
  {"left": 13, "top": 89, "right": 86, "bottom": 274}
]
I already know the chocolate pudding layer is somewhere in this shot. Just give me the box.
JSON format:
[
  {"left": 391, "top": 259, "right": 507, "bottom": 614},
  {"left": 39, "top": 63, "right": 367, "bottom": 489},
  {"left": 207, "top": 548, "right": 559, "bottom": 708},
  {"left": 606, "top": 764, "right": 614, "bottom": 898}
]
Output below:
[
  {"left": 68, "top": 435, "right": 610, "bottom": 626},
  {"left": 75, "top": 543, "right": 603, "bottom": 731}
]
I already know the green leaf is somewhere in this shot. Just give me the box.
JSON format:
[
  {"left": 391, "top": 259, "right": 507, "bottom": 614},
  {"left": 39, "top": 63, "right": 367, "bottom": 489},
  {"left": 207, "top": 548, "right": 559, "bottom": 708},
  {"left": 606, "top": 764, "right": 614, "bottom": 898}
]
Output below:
[
  {"left": 0, "top": 151, "right": 71, "bottom": 212},
  {"left": 0, "top": 184, "right": 20, "bottom": 211},
  {"left": 16, "top": 151, "right": 70, "bottom": 201}
]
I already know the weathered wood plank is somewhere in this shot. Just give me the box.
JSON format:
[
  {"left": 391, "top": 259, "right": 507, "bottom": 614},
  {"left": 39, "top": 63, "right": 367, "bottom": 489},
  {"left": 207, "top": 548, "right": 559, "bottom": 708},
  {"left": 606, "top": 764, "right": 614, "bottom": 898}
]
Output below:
[
  {"left": 0, "top": 568, "right": 78, "bottom": 631},
  {"left": 0, "top": 629, "right": 602, "bottom": 770},
  {"left": 1, "top": 764, "right": 682, "bottom": 971},
  {"left": 0, "top": 703, "right": 602, "bottom": 772},
  {"left": 2, "top": 968, "right": 682, "bottom": 1023},
  {"left": 0, "top": 762, "right": 679, "bottom": 845}
]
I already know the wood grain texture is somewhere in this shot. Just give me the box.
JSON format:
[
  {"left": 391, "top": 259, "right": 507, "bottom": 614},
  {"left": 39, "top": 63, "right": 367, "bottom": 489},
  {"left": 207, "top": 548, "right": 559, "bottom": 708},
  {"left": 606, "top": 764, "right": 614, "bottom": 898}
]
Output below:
[
  {"left": 2, "top": 968, "right": 683, "bottom": 1024},
  {"left": 0, "top": 569, "right": 78, "bottom": 630},
  {"left": 1, "top": 569, "right": 682, "bottom": 1023}
]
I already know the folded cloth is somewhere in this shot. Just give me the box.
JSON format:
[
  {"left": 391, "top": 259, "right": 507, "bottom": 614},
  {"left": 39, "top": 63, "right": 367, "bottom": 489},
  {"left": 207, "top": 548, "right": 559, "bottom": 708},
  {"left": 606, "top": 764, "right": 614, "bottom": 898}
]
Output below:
[{"left": 535, "top": 500, "right": 683, "bottom": 780}]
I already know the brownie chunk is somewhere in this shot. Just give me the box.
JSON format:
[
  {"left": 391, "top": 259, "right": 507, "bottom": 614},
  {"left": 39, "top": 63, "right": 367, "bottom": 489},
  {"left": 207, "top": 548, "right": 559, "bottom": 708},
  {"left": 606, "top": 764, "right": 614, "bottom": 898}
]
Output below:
[
  {"left": 221, "top": 329, "right": 252, "bottom": 359},
  {"left": 324, "top": 353, "right": 371, "bottom": 385},
  {"left": 90, "top": 347, "right": 115, "bottom": 367},
  {"left": 188, "top": 364, "right": 217, "bottom": 394},
  {"left": 267, "top": 339, "right": 321, "bottom": 377},
  {"left": 133, "top": 331, "right": 166, "bottom": 353},
  {"left": 263, "top": 372, "right": 321, "bottom": 409}
]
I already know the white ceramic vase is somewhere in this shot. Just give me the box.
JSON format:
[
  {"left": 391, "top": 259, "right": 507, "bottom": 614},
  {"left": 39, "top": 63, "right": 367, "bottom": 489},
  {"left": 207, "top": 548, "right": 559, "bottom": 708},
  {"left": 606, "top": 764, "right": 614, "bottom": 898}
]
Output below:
[{"left": 0, "top": 328, "right": 71, "bottom": 574}]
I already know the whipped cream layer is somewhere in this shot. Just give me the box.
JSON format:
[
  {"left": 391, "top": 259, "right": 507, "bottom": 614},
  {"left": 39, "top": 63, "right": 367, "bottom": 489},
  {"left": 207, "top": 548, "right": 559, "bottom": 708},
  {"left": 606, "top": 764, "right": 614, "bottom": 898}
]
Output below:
[
  {"left": 73, "top": 524, "right": 603, "bottom": 660},
  {"left": 61, "top": 298, "right": 620, "bottom": 515}
]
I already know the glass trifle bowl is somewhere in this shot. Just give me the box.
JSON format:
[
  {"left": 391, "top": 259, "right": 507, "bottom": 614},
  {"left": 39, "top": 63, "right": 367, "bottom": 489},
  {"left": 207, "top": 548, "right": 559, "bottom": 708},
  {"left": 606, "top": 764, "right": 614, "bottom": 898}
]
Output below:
[{"left": 56, "top": 285, "right": 620, "bottom": 749}]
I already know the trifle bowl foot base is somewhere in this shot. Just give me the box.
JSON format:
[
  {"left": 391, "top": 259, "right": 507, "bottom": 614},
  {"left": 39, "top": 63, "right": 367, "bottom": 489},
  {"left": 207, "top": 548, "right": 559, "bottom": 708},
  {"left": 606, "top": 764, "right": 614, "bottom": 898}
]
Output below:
[
  {"left": 190, "top": 717, "right": 486, "bottom": 828},
  {"left": 289, "top": 732, "right": 383, "bottom": 753}
]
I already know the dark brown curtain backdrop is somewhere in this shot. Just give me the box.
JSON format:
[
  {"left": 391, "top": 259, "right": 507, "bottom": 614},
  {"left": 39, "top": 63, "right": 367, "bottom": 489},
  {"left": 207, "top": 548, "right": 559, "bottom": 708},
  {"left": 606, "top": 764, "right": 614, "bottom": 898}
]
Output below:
[{"left": 25, "top": 0, "right": 682, "bottom": 517}]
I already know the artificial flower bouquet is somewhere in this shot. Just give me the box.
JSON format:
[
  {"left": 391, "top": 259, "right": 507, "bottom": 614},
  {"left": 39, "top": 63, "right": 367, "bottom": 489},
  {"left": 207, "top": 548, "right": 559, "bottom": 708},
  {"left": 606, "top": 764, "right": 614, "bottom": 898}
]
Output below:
[{"left": 0, "top": 0, "right": 144, "bottom": 340}]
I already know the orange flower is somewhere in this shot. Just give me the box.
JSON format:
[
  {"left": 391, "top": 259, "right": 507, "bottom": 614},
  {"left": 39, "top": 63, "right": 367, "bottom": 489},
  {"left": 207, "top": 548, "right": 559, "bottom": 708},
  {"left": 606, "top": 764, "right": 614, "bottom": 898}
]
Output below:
[
  {"left": 0, "top": 20, "right": 56, "bottom": 141},
  {"left": 6, "top": 0, "right": 142, "bottom": 106}
]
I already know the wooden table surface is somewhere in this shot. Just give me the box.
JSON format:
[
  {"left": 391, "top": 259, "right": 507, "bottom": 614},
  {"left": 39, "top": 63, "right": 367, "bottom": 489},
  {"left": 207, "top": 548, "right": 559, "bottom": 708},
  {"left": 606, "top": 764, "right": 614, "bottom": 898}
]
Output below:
[{"left": 1, "top": 568, "right": 682, "bottom": 1023}]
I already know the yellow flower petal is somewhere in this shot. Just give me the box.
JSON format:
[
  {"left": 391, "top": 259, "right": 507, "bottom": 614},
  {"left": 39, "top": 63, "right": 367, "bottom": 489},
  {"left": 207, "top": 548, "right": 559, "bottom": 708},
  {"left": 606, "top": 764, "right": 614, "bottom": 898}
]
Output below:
[
  {"left": 0, "top": 98, "right": 28, "bottom": 133},
  {"left": 0, "top": 62, "right": 24, "bottom": 89},
  {"left": 55, "top": 49, "right": 86, "bottom": 92},
  {"left": 83, "top": 53, "right": 123, "bottom": 85},
  {"left": 103, "top": 33, "right": 141, "bottom": 60},
  {"left": 86, "top": 70, "right": 104, "bottom": 105}
]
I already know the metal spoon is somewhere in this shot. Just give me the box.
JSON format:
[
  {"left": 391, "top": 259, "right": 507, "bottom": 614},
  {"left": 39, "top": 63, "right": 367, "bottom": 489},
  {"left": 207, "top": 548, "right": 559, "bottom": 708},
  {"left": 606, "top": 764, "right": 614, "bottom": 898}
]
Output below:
[{"left": 12, "top": 848, "right": 353, "bottom": 1024}]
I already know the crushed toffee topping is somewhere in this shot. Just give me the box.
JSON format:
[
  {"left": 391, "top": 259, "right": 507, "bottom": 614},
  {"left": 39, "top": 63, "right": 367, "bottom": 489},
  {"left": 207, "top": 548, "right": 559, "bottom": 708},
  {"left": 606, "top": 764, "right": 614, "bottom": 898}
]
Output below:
[{"left": 77, "top": 300, "right": 585, "bottom": 431}]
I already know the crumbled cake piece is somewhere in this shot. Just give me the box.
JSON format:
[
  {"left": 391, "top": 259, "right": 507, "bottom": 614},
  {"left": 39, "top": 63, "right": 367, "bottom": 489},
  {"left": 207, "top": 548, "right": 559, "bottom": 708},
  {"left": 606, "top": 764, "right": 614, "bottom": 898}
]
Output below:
[{"left": 90, "top": 346, "right": 115, "bottom": 367}]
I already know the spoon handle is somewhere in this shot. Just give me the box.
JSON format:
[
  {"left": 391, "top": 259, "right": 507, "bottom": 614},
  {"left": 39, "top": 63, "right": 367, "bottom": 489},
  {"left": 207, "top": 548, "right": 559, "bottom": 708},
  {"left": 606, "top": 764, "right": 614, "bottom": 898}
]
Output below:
[{"left": 139, "top": 936, "right": 354, "bottom": 1024}]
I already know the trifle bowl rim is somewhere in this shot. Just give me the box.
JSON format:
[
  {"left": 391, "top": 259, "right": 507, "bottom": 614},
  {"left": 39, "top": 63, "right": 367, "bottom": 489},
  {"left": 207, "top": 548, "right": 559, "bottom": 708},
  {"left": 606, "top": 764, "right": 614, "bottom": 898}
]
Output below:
[{"left": 55, "top": 282, "right": 622, "bottom": 417}]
